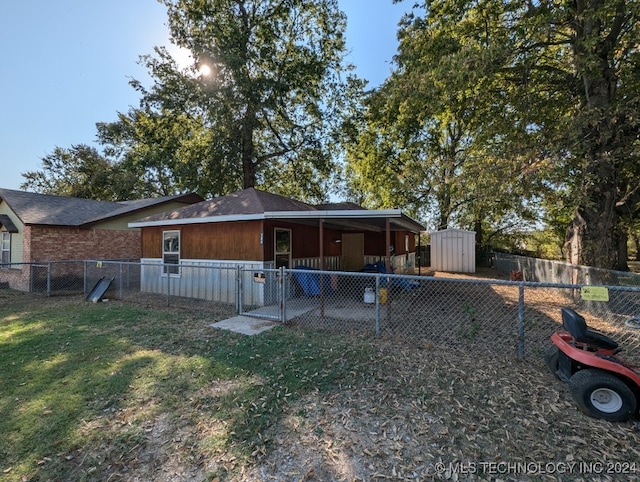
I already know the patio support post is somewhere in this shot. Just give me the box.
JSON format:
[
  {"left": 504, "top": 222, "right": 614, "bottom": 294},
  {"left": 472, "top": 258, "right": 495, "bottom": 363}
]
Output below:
[
  {"left": 375, "top": 274, "right": 381, "bottom": 337},
  {"left": 517, "top": 283, "right": 525, "bottom": 359},
  {"left": 319, "top": 218, "right": 324, "bottom": 271},
  {"left": 385, "top": 218, "right": 391, "bottom": 271},
  {"left": 319, "top": 219, "right": 325, "bottom": 318},
  {"left": 417, "top": 232, "right": 421, "bottom": 274},
  {"left": 385, "top": 218, "right": 391, "bottom": 324}
]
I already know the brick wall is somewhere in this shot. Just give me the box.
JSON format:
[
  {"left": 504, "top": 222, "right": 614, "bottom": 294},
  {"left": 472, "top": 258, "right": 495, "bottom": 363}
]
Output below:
[
  {"left": 0, "top": 266, "right": 30, "bottom": 291},
  {"left": 28, "top": 226, "right": 141, "bottom": 262}
]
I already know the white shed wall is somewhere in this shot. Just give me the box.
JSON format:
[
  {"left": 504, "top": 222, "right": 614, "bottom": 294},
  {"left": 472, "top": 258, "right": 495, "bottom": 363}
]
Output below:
[{"left": 430, "top": 229, "right": 476, "bottom": 273}]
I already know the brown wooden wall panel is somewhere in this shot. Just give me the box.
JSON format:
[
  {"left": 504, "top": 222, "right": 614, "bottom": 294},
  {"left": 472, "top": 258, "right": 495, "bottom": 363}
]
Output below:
[
  {"left": 142, "top": 228, "right": 163, "bottom": 258},
  {"left": 141, "top": 221, "right": 417, "bottom": 262},
  {"left": 181, "top": 221, "right": 263, "bottom": 260},
  {"left": 263, "top": 221, "right": 344, "bottom": 261},
  {"left": 141, "top": 221, "right": 263, "bottom": 261},
  {"left": 364, "top": 231, "right": 415, "bottom": 256}
]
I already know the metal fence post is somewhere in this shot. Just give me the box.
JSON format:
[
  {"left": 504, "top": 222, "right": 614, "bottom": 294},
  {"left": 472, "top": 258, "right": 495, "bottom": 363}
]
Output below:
[
  {"left": 166, "top": 270, "right": 171, "bottom": 307},
  {"left": 119, "top": 262, "right": 123, "bottom": 299},
  {"left": 83, "top": 261, "right": 87, "bottom": 295},
  {"left": 279, "top": 266, "right": 286, "bottom": 323},
  {"left": 46, "top": 262, "right": 51, "bottom": 297},
  {"left": 236, "top": 265, "right": 242, "bottom": 315},
  {"left": 517, "top": 283, "right": 525, "bottom": 359}
]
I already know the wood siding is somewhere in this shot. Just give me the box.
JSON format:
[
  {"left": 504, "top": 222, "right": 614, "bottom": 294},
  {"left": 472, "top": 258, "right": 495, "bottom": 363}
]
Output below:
[
  {"left": 141, "top": 220, "right": 417, "bottom": 263},
  {"left": 142, "top": 221, "right": 264, "bottom": 261}
]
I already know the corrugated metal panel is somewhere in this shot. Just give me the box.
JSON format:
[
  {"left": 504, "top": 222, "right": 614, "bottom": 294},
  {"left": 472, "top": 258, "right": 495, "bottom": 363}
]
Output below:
[
  {"left": 139, "top": 258, "right": 265, "bottom": 305},
  {"left": 430, "top": 229, "right": 476, "bottom": 273}
]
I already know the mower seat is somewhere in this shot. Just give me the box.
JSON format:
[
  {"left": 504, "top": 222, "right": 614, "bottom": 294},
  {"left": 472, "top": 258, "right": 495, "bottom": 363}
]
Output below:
[{"left": 561, "top": 308, "right": 618, "bottom": 350}]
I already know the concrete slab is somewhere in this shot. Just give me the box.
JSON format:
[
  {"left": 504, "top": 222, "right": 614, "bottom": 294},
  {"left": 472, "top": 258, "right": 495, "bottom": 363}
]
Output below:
[
  {"left": 210, "top": 316, "right": 279, "bottom": 336},
  {"left": 211, "top": 299, "right": 316, "bottom": 335}
]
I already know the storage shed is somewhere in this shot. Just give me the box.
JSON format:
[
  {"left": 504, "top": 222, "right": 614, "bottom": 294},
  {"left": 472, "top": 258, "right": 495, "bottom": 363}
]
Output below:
[{"left": 430, "top": 229, "right": 476, "bottom": 273}]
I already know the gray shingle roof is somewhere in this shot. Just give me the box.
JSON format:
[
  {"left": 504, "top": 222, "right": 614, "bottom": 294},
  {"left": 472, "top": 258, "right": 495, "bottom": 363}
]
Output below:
[
  {"left": 137, "top": 188, "right": 317, "bottom": 223},
  {"left": 130, "top": 188, "right": 425, "bottom": 233},
  {"left": 0, "top": 188, "right": 203, "bottom": 227}
]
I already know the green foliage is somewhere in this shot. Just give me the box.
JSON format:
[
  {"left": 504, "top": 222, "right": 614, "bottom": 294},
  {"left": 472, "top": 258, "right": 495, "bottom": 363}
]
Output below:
[
  {"left": 24, "top": 1, "right": 354, "bottom": 202},
  {"left": 102, "top": 0, "right": 353, "bottom": 201},
  {"left": 20, "top": 145, "right": 141, "bottom": 201},
  {"left": 344, "top": 0, "right": 640, "bottom": 269},
  {"left": 343, "top": 1, "right": 548, "bottom": 240}
]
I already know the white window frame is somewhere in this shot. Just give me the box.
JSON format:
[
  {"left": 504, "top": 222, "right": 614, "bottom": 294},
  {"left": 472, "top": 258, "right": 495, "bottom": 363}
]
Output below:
[
  {"left": 274, "top": 228, "right": 292, "bottom": 269},
  {"left": 1, "top": 231, "right": 10, "bottom": 268},
  {"left": 162, "top": 230, "right": 181, "bottom": 276}
]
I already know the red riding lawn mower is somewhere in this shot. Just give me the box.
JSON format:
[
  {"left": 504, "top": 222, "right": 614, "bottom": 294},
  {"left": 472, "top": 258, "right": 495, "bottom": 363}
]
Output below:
[{"left": 546, "top": 308, "right": 640, "bottom": 422}]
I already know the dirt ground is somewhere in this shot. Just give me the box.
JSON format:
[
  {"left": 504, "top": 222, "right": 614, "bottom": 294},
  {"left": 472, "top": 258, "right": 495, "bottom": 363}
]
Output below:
[
  {"left": 241, "top": 345, "right": 640, "bottom": 482},
  {"left": 124, "top": 341, "right": 640, "bottom": 482}
]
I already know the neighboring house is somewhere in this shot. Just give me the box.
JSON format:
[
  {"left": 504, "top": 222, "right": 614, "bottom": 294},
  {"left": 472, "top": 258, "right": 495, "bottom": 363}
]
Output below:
[
  {"left": 0, "top": 188, "right": 203, "bottom": 291},
  {"left": 129, "top": 188, "right": 425, "bottom": 305}
]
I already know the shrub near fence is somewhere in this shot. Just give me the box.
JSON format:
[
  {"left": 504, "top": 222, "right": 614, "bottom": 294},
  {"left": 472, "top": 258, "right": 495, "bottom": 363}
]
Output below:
[{"left": 2, "top": 259, "right": 639, "bottom": 364}]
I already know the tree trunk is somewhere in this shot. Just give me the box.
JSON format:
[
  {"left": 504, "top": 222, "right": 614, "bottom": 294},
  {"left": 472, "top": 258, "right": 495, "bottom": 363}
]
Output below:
[
  {"left": 241, "top": 104, "right": 256, "bottom": 189},
  {"left": 567, "top": 2, "right": 628, "bottom": 270}
]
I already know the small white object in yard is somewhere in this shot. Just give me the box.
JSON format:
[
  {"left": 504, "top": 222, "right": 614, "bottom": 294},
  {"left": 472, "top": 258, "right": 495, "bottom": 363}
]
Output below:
[{"left": 363, "top": 287, "right": 375, "bottom": 304}]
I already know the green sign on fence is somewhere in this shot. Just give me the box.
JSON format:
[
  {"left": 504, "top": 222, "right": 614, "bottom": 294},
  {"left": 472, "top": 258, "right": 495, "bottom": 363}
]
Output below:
[{"left": 581, "top": 286, "right": 609, "bottom": 302}]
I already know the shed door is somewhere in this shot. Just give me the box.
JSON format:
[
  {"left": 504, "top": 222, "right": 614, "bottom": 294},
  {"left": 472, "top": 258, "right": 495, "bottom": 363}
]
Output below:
[
  {"left": 341, "top": 233, "right": 364, "bottom": 272},
  {"left": 448, "top": 235, "right": 464, "bottom": 272}
]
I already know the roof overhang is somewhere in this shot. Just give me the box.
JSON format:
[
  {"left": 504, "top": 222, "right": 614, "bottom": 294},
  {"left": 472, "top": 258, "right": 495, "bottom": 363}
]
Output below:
[
  {"left": 0, "top": 214, "right": 18, "bottom": 233},
  {"left": 129, "top": 209, "right": 425, "bottom": 233}
]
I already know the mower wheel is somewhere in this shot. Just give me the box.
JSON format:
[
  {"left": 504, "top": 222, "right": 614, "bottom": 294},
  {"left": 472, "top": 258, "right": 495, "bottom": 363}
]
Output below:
[
  {"left": 544, "top": 345, "right": 560, "bottom": 378},
  {"left": 568, "top": 369, "right": 637, "bottom": 422}
]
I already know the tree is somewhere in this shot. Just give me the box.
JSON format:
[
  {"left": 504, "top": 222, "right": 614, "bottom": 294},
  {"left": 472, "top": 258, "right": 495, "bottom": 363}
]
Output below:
[
  {"left": 98, "top": 0, "right": 352, "bottom": 202},
  {"left": 343, "top": 1, "right": 544, "bottom": 245},
  {"left": 348, "top": 0, "right": 639, "bottom": 269},
  {"left": 20, "top": 145, "right": 139, "bottom": 201}
]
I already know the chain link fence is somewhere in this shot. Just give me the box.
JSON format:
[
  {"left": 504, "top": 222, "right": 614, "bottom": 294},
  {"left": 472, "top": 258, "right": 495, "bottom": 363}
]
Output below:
[
  {"left": 2, "top": 259, "right": 639, "bottom": 364},
  {"left": 0, "top": 261, "right": 85, "bottom": 295},
  {"left": 494, "top": 252, "right": 640, "bottom": 286}
]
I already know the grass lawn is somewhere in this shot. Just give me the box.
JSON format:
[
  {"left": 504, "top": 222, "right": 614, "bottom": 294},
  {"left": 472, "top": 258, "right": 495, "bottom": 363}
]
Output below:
[
  {"left": 2, "top": 292, "right": 639, "bottom": 481},
  {"left": 0, "top": 294, "right": 373, "bottom": 481}
]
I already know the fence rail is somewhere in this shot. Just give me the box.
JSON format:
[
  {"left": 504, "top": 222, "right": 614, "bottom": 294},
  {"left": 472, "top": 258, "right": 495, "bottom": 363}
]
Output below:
[{"left": 2, "top": 259, "right": 639, "bottom": 363}]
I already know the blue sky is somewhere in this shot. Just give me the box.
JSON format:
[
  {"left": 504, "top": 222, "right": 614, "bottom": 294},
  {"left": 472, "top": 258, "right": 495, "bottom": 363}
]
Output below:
[{"left": 0, "top": 1, "right": 410, "bottom": 192}]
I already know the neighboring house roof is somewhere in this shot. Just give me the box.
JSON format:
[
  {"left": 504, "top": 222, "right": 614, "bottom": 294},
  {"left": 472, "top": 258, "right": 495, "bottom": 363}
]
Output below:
[
  {"left": 130, "top": 188, "right": 425, "bottom": 233},
  {"left": 0, "top": 214, "right": 18, "bottom": 233},
  {"left": 0, "top": 188, "right": 203, "bottom": 227}
]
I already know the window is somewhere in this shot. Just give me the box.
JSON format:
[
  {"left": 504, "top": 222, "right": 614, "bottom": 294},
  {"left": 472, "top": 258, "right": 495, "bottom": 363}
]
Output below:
[
  {"left": 1, "top": 232, "right": 9, "bottom": 267},
  {"left": 163, "top": 230, "right": 180, "bottom": 275},
  {"left": 275, "top": 228, "right": 291, "bottom": 268}
]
